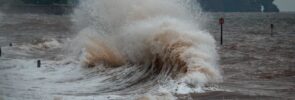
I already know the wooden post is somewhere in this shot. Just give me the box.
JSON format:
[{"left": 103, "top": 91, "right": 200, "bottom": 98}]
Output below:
[
  {"left": 37, "top": 60, "right": 41, "bottom": 68},
  {"left": 219, "top": 17, "right": 224, "bottom": 45},
  {"left": 0, "top": 47, "right": 2, "bottom": 57},
  {"left": 270, "top": 24, "right": 274, "bottom": 36}
]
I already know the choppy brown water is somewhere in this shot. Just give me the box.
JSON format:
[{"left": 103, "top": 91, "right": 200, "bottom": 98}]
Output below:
[{"left": 0, "top": 4, "right": 295, "bottom": 100}]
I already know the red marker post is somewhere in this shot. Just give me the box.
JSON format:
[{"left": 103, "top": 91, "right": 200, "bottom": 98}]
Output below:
[{"left": 219, "top": 17, "right": 224, "bottom": 45}]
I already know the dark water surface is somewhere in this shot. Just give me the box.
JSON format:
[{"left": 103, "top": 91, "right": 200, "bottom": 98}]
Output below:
[{"left": 0, "top": 12, "right": 294, "bottom": 100}]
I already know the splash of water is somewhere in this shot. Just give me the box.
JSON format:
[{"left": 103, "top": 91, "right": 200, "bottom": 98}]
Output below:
[{"left": 69, "top": 0, "right": 222, "bottom": 98}]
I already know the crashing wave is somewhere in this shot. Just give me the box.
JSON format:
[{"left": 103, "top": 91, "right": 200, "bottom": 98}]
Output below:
[{"left": 68, "top": 0, "right": 222, "bottom": 98}]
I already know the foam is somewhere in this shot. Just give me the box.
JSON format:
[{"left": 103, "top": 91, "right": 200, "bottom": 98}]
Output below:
[{"left": 69, "top": 0, "right": 222, "bottom": 99}]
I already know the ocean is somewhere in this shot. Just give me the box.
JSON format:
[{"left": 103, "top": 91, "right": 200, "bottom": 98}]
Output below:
[{"left": 0, "top": 1, "right": 294, "bottom": 100}]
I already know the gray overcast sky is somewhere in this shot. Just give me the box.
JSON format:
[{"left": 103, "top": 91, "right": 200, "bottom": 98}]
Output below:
[{"left": 274, "top": 0, "right": 295, "bottom": 12}]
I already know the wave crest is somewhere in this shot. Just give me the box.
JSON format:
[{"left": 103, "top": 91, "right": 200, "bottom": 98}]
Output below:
[{"left": 69, "top": 0, "right": 222, "bottom": 97}]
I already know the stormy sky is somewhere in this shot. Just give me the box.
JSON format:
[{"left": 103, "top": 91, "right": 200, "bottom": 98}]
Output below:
[{"left": 274, "top": 0, "right": 295, "bottom": 12}]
